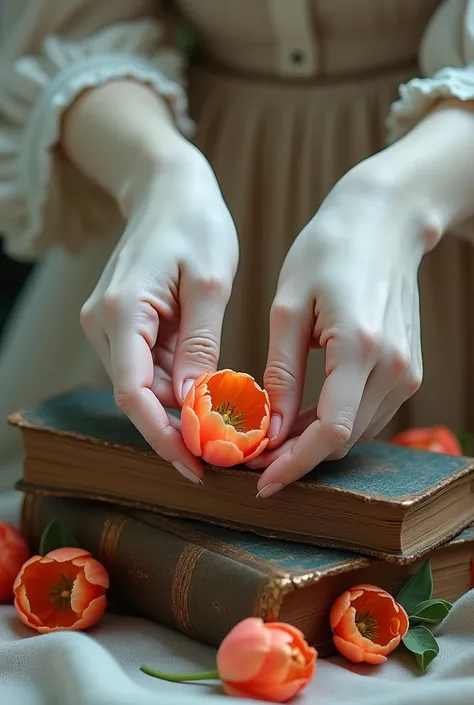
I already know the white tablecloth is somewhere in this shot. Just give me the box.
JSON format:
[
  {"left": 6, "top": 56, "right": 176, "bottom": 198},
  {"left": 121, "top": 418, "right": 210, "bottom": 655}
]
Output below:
[{"left": 1, "top": 490, "right": 474, "bottom": 705}]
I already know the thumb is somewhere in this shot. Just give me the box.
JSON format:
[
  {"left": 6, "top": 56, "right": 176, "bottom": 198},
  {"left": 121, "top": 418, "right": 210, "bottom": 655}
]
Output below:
[
  {"left": 263, "top": 300, "right": 310, "bottom": 446},
  {"left": 173, "top": 276, "right": 230, "bottom": 404}
]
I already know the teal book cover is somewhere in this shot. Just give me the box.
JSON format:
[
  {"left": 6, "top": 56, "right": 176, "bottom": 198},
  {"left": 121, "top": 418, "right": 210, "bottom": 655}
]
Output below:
[
  {"left": 11, "top": 386, "right": 474, "bottom": 500},
  {"left": 11, "top": 387, "right": 474, "bottom": 563}
]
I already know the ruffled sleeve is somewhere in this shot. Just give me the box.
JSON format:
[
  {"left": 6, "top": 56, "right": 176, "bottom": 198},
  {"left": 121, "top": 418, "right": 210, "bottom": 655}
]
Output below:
[
  {"left": 0, "top": 5, "right": 194, "bottom": 261},
  {"left": 386, "top": 0, "right": 474, "bottom": 144}
]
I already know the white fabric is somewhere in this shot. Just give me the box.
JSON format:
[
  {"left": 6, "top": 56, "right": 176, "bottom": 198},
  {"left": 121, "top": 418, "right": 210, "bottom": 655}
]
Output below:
[
  {"left": 387, "top": 0, "right": 474, "bottom": 143},
  {"left": 1, "top": 1, "right": 474, "bottom": 703},
  {"left": 1, "top": 490, "right": 474, "bottom": 705}
]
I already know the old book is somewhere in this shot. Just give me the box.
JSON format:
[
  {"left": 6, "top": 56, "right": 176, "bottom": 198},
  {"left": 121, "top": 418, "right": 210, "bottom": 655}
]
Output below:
[
  {"left": 11, "top": 388, "right": 474, "bottom": 562},
  {"left": 20, "top": 491, "right": 474, "bottom": 655}
]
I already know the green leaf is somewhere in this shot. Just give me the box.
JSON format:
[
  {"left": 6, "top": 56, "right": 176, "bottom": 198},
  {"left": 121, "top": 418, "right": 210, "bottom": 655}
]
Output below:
[
  {"left": 396, "top": 560, "right": 433, "bottom": 614},
  {"left": 458, "top": 432, "right": 474, "bottom": 456},
  {"left": 409, "top": 599, "right": 452, "bottom": 625},
  {"left": 39, "top": 520, "right": 79, "bottom": 556},
  {"left": 403, "top": 626, "right": 440, "bottom": 672}
]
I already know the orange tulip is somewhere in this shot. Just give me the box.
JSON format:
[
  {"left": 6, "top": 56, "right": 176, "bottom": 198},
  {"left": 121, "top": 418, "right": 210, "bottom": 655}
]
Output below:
[
  {"left": 391, "top": 426, "right": 461, "bottom": 455},
  {"left": 0, "top": 523, "right": 30, "bottom": 603},
  {"left": 14, "top": 547, "right": 109, "bottom": 633},
  {"left": 181, "top": 369, "right": 271, "bottom": 466},
  {"left": 217, "top": 618, "right": 317, "bottom": 702},
  {"left": 330, "top": 584, "right": 409, "bottom": 665},
  {"left": 141, "top": 617, "right": 316, "bottom": 702}
]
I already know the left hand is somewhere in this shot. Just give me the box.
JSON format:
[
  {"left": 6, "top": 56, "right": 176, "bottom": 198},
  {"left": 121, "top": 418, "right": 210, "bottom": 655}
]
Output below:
[{"left": 249, "top": 163, "right": 437, "bottom": 496}]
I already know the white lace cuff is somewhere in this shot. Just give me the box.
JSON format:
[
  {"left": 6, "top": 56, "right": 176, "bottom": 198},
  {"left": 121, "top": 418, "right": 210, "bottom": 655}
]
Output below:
[
  {"left": 0, "top": 20, "right": 194, "bottom": 260},
  {"left": 386, "top": 66, "right": 474, "bottom": 144}
]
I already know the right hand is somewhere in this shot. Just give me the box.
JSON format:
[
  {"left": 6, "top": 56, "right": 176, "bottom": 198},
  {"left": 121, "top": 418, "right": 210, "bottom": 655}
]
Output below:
[{"left": 80, "top": 143, "right": 239, "bottom": 484}]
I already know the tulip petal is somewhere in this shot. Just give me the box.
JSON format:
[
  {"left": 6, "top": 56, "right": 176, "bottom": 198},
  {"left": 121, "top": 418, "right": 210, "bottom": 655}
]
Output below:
[
  {"left": 394, "top": 603, "right": 409, "bottom": 638},
  {"left": 72, "top": 594, "right": 107, "bottom": 630},
  {"left": 14, "top": 585, "right": 42, "bottom": 628},
  {"left": 70, "top": 569, "right": 107, "bottom": 615},
  {"left": 336, "top": 606, "right": 370, "bottom": 649},
  {"left": 46, "top": 548, "right": 90, "bottom": 562},
  {"left": 265, "top": 622, "right": 307, "bottom": 654},
  {"left": 203, "top": 440, "right": 244, "bottom": 467},
  {"left": 330, "top": 591, "right": 352, "bottom": 630},
  {"left": 242, "top": 437, "right": 268, "bottom": 462},
  {"left": 13, "top": 555, "right": 42, "bottom": 591},
  {"left": 217, "top": 618, "right": 271, "bottom": 683},
  {"left": 15, "top": 599, "right": 44, "bottom": 630},
  {"left": 199, "top": 411, "right": 229, "bottom": 444},
  {"left": 83, "top": 558, "right": 110, "bottom": 588},
  {"left": 363, "top": 652, "right": 387, "bottom": 665},
  {"left": 194, "top": 390, "right": 213, "bottom": 418},
  {"left": 333, "top": 636, "right": 365, "bottom": 663},
  {"left": 224, "top": 678, "right": 309, "bottom": 703},
  {"left": 181, "top": 406, "right": 202, "bottom": 456},
  {"left": 260, "top": 401, "right": 271, "bottom": 434},
  {"left": 252, "top": 630, "right": 292, "bottom": 685}
]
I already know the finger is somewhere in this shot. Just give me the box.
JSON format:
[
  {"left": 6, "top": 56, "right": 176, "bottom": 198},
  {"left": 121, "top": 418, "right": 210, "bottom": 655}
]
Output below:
[
  {"left": 109, "top": 328, "right": 204, "bottom": 483},
  {"left": 80, "top": 304, "right": 112, "bottom": 378},
  {"left": 150, "top": 374, "right": 180, "bottom": 409},
  {"left": 363, "top": 334, "right": 422, "bottom": 441},
  {"left": 362, "top": 292, "right": 422, "bottom": 441},
  {"left": 247, "top": 436, "right": 297, "bottom": 470},
  {"left": 325, "top": 344, "right": 410, "bottom": 460},
  {"left": 263, "top": 299, "right": 311, "bottom": 446},
  {"left": 173, "top": 275, "right": 230, "bottom": 404},
  {"left": 257, "top": 353, "right": 370, "bottom": 493},
  {"left": 287, "top": 406, "right": 319, "bottom": 438}
]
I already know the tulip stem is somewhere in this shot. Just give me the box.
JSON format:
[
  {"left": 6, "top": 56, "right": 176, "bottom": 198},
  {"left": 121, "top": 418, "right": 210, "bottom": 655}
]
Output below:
[{"left": 140, "top": 665, "right": 220, "bottom": 683}]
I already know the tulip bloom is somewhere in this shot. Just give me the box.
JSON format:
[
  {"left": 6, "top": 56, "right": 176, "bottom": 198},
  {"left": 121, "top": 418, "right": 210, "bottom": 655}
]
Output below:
[
  {"left": 391, "top": 426, "right": 461, "bottom": 455},
  {"left": 0, "top": 523, "right": 30, "bottom": 603},
  {"left": 330, "top": 584, "right": 409, "bottom": 664},
  {"left": 217, "top": 618, "right": 317, "bottom": 702},
  {"left": 141, "top": 617, "right": 317, "bottom": 702},
  {"left": 14, "top": 547, "right": 109, "bottom": 633},
  {"left": 181, "top": 369, "right": 271, "bottom": 466}
]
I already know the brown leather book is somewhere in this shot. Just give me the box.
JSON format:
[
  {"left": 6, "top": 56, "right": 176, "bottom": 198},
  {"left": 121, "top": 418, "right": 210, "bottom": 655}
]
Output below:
[
  {"left": 20, "top": 492, "right": 474, "bottom": 655},
  {"left": 11, "top": 388, "right": 474, "bottom": 562}
]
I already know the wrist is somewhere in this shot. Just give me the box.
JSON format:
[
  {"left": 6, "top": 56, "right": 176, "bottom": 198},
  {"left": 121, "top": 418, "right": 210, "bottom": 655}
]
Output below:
[
  {"left": 120, "top": 137, "right": 219, "bottom": 222},
  {"left": 364, "top": 101, "right": 474, "bottom": 244},
  {"left": 61, "top": 79, "right": 196, "bottom": 212},
  {"left": 340, "top": 160, "right": 443, "bottom": 255}
]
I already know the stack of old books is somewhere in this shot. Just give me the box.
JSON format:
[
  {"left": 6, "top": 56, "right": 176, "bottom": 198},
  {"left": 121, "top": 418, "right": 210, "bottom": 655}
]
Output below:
[{"left": 10, "top": 388, "right": 474, "bottom": 656}]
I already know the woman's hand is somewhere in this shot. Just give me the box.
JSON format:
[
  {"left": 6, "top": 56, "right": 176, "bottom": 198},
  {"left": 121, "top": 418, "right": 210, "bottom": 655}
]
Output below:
[
  {"left": 80, "top": 143, "right": 239, "bottom": 484},
  {"left": 250, "top": 165, "right": 438, "bottom": 496},
  {"left": 61, "top": 81, "right": 238, "bottom": 484}
]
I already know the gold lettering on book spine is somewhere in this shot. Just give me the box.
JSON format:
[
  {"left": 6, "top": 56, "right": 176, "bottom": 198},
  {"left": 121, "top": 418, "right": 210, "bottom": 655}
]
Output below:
[
  {"left": 99, "top": 516, "right": 127, "bottom": 563},
  {"left": 171, "top": 545, "right": 206, "bottom": 638}
]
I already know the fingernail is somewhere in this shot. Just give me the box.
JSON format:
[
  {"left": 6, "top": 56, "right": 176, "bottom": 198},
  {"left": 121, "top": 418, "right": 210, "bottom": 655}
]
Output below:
[
  {"left": 256, "top": 482, "right": 284, "bottom": 499},
  {"left": 172, "top": 461, "right": 203, "bottom": 485},
  {"left": 181, "top": 379, "right": 195, "bottom": 402},
  {"left": 269, "top": 414, "right": 282, "bottom": 441}
]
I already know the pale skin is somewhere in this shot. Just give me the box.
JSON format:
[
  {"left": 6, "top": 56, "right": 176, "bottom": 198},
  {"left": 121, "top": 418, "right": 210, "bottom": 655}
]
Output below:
[{"left": 62, "top": 83, "right": 474, "bottom": 494}]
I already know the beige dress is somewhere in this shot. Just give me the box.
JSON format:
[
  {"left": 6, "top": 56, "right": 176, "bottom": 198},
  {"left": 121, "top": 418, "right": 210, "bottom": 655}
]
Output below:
[{"left": 0, "top": 0, "right": 473, "bottom": 489}]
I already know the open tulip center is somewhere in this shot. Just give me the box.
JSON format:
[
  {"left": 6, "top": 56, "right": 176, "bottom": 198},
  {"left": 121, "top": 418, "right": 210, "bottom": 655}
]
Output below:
[
  {"left": 49, "top": 574, "right": 74, "bottom": 609},
  {"left": 215, "top": 401, "right": 246, "bottom": 432},
  {"left": 355, "top": 610, "right": 378, "bottom": 640},
  {"left": 205, "top": 371, "right": 269, "bottom": 433}
]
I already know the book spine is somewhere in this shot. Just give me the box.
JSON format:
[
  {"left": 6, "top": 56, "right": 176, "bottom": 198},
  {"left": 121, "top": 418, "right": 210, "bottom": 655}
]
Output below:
[{"left": 20, "top": 493, "right": 276, "bottom": 648}]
